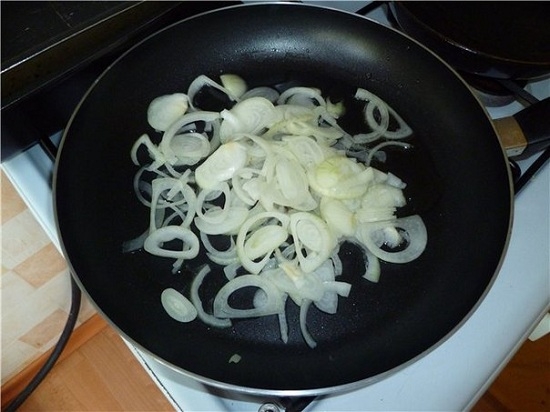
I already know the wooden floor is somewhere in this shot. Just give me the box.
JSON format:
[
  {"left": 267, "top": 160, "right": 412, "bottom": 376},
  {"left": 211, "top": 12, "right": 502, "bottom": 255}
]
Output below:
[
  {"left": 2, "top": 317, "right": 174, "bottom": 411},
  {"left": 2, "top": 315, "right": 549, "bottom": 411},
  {"left": 471, "top": 334, "right": 549, "bottom": 412}
]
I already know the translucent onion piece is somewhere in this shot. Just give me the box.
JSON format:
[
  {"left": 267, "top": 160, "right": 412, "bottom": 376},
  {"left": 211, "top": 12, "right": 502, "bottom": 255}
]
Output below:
[
  {"left": 149, "top": 178, "right": 196, "bottom": 232},
  {"left": 194, "top": 206, "right": 249, "bottom": 235},
  {"left": 361, "top": 184, "right": 406, "bottom": 209},
  {"left": 278, "top": 87, "right": 325, "bottom": 107},
  {"left": 161, "top": 288, "right": 197, "bottom": 322},
  {"left": 219, "top": 97, "right": 281, "bottom": 142},
  {"left": 168, "top": 132, "right": 211, "bottom": 166},
  {"left": 122, "top": 229, "right": 148, "bottom": 253},
  {"left": 200, "top": 231, "right": 238, "bottom": 259},
  {"left": 195, "top": 183, "right": 231, "bottom": 225},
  {"left": 187, "top": 75, "right": 240, "bottom": 109},
  {"left": 131, "top": 134, "right": 166, "bottom": 170},
  {"left": 355, "top": 87, "right": 412, "bottom": 140},
  {"left": 195, "top": 141, "right": 248, "bottom": 189},
  {"left": 309, "top": 155, "right": 371, "bottom": 199},
  {"left": 312, "top": 259, "right": 338, "bottom": 314},
  {"left": 231, "top": 168, "right": 263, "bottom": 206},
  {"left": 213, "top": 275, "right": 285, "bottom": 318},
  {"left": 283, "top": 135, "right": 326, "bottom": 168},
  {"left": 220, "top": 74, "right": 248, "bottom": 99},
  {"left": 191, "top": 265, "right": 232, "bottom": 328},
  {"left": 363, "top": 250, "right": 381, "bottom": 283},
  {"left": 143, "top": 226, "right": 199, "bottom": 260},
  {"left": 160, "top": 111, "right": 220, "bottom": 166},
  {"left": 278, "top": 309, "right": 289, "bottom": 343},
  {"left": 147, "top": 93, "right": 189, "bottom": 132},
  {"left": 266, "top": 155, "right": 317, "bottom": 211},
  {"left": 237, "top": 211, "right": 290, "bottom": 274},
  {"left": 290, "top": 212, "right": 336, "bottom": 274},
  {"left": 241, "top": 86, "right": 280, "bottom": 103},
  {"left": 320, "top": 197, "right": 356, "bottom": 237},
  {"left": 366, "top": 141, "right": 411, "bottom": 167},
  {"left": 244, "top": 225, "right": 289, "bottom": 260},
  {"left": 356, "top": 215, "right": 427, "bottom": 264},
  {"left": 299, "top": 300, "right": 317, "bottom": 349}
]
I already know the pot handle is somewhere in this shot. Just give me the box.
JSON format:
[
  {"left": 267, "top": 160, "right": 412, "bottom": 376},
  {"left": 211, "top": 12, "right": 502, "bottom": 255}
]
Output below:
[{"left": 494, "top": 97, "right": 550, "bottom": 159}]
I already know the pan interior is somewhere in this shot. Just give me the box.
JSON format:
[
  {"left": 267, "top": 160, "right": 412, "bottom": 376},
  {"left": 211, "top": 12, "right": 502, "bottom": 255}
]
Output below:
[{"left": 54, "top": 3, "right": 511, "bottom": 394}]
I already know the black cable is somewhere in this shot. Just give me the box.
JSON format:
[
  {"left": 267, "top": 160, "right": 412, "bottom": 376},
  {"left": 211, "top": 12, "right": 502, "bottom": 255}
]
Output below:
[{"left": 5, "top": 276, "right": 81, "bottom": 412}]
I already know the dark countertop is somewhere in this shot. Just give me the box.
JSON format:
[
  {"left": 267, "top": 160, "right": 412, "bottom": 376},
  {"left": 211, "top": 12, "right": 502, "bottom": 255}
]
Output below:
[
  {"left": 0, "top": 1, "right": 236, "bottom": 161},
  {"left": 1, "top": 1, "right": 182, "bottom": 108},
  {"left": 2, "top": 1, "right": 132, "bottom": 68}
]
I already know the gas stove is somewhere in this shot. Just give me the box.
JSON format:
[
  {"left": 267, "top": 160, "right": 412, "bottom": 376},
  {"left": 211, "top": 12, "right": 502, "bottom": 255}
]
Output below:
[{"left": 2, "top": 2, "right": 549, "bottom": 411}]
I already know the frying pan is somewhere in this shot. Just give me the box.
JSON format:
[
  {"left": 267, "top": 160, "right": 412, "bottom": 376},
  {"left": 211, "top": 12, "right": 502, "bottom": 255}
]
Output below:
[
  {"left": 390, "top": 2, "right": 550, "bottom": 80},
  {"left": 54, "top": 3, "right": 513, "bottom": 396}
]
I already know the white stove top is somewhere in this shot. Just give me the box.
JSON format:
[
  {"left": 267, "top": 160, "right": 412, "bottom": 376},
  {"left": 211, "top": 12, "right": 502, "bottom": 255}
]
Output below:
[{"left": 2, "top": 2, "right": 549, "bottom": 411}]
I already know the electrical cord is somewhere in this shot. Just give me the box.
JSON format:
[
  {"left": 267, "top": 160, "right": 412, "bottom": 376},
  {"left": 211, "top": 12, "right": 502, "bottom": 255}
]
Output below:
[{"left": 5, "top": 276, "right": 82, "bottom": 412}]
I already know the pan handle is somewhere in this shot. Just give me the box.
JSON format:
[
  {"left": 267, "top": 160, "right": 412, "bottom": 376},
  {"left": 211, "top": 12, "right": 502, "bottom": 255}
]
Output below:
[{"left": 494, "top": 97, "right": 550, "bottom": 159}]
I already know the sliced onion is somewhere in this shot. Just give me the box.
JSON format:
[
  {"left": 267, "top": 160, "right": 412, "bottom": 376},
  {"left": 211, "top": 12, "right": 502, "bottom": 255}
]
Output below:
[
  {"left": 143, "top": 226, "right": 199, "bottom": 260},
  {"left": 159, "top": 111, "right": 220, "bottom": 166},
  {"left": 366, "top": 141, "right": 411, "bottom": 167},
  {"left": 168, "top": 132, "right": 211, "bottom": 166},
  {"left": 213, "top": 275, "right": 285, "bottom": 318},
  {"left": 278, "top": 309, "right": 289, "bottom": 343},
  {"left": 241, "top": 86, "right": 280, "bottom": 102},
  {"left": 195, "top": 182, "right": 231, "bottom": 224},
  {"left": 355, "top": 215, "right": 427, "bottom": 264},
  {"left": 278, "top": 87, "right": 325, "bottom": 108},
  {"left": 220, "top": 74, "right": 248, "bottom": 99},
  {"left": 237, "top": 212, "right": 290, "bottom": 274},
  {"left": 200, "top": 231, "right": 238, "bottom": 259},
  {"left": 299, "top": 300, "right": 317, "bottom": 349},
  {"left": 361, "top": 184, "right": 406, "bottom": 209},
  {"left": 243, "top": 225, "right": 289, "bottom": 260},
  {"left": 128, "top": 75, "right": 429, "bottom": 349},
  {"left": 355, "top": 87, "right": 412, "bottom": 140},
  {"left": 187, "top": 75, "right": 240, "bottom": 109},
  {"left": 122, "top": 229, "right": 148, "bottom": 253},
  {"left": 308, "top": 155, "right": 371, "bottom": 199},
  {"left": 190, "top": 265, "right": 232, "bottom": 328},
  {"left": 290, "top": 212, "right": 336, "bottom": 273},
  {"left": 320, "top": 197, "right": 355, "bottom": 238},
  {"left": 195, "top": 206, "right": 250, "bottom": 235},
  {"left": 147, "top": 93, "right": 189, "bottom": 132},
  {"left": 131, "top": 134, "right": 166, "bottom": 170},
  {"left": 219, "top": 97, "right": 281, "bottom": 142},
  {"left": 284, "top": 135, "right": 325, "bottom": 167},
  {"left": 161, "top": 288, "right": 197, "bottom": 322},
  {"left": 363, "top": 250, "right": 381, "bottom": 283},
  {"left": 195, "top": 141, "right": 248, "bottom": 189}
]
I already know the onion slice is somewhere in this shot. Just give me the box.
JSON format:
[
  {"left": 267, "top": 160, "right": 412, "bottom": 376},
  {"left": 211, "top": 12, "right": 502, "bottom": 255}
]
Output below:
[
  {"left": 161, "top": 288, "right": 197, "bottom": 322},
  {"left": 213, "top": 274, "right": 285, "bottom": 319},
  {"left": 190, "top": 265, "right": 231, "bottom": 328},
  {"left": 144, "top": 226, "right": 199, "bottom": 260},
  {"left": 355, "top": 215, "right": 427, "bottom": 264}
]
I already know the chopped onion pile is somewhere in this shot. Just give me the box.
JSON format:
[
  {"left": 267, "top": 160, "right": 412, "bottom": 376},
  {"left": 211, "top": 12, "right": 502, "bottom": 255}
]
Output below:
[{"left": 125, "top": 74, "right": 426, "bottom": 348}]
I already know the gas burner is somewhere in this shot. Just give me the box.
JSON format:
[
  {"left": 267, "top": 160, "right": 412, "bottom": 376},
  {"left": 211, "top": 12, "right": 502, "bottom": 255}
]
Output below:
[{"left": 459, "top": 71, "right": 527, "bottom": 107}]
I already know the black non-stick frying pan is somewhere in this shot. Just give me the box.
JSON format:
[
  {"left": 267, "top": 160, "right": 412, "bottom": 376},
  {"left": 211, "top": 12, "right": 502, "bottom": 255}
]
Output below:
[
  {"left": 54, "top": 3, "right": 512, "bottom": 396},
  {"left": 390, "top": 1, "right": 550, "bottom": 80}
]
